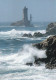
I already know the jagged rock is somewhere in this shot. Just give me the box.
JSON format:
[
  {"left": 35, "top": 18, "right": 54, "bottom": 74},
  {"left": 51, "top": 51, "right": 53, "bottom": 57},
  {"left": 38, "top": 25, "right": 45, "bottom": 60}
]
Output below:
[
  {"left": 34, "top": 56, "right": 47, "bottom": 64},
  {"left": 22, "top": 33, "right": 29, "bottom": 37},
  {"left": 33, "top": 39, "right": 48, "bottom": 49},
  {"left": 28, "top": 33, "right": 33, "bottom": 38},
  {"left": 46, "top": 57, "right": 56, "bottom": 69},
  {"left": 22, "top": 33, "right": 32, "bottom": 38},
  {"left": 46, "top": 23, "right": 54, "bottom": 31},
  {"left": 33, "top": 35, "right": 56, "bottom": 69},
  {"left": 22, "top": 22, "right": 56, "bottom": 38},
  {"left": 26, "top": 62, "right": 33, "bottom": 66},
  {"left": 33, "top": 32, "right": 43, "bottom": 37},
  {"left": 46, "top": 22, "right": 56, "bottom": 35},
  {"left": 22, "top": 32, "right": 44, "bottom": 38},
  {"left": 25, "top": 57, "right": 47, "bottom": 66}
]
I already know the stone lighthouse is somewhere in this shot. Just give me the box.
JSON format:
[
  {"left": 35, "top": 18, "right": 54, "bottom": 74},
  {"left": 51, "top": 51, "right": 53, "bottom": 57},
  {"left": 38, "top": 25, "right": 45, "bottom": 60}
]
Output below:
[
  {"left": 11, "top": 6, "right": 33, "bottom": 27},
  {"left": 23, "top": 6, "right": 28, "bottom": 22}
]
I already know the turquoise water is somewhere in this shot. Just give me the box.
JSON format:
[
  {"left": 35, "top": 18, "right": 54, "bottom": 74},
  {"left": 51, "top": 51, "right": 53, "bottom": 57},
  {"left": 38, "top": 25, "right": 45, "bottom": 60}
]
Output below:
[{"left": 0, "top": 22, "right": 56, "bottom": 80}]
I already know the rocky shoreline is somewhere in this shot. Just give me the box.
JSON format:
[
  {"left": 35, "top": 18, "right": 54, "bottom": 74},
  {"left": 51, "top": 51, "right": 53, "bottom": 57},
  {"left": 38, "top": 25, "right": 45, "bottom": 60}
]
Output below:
[
  {"left": 25, "top": 22, "right": 56, "bottom": 69},
  {"left": 33, "top": 35, "right": 56, "bottom": 69},
  {"left": 22, "top": 32, "right": 44, "bottom": 38},
  {"left": 22, "top": 22, "right": 56, "bottom": 38}
]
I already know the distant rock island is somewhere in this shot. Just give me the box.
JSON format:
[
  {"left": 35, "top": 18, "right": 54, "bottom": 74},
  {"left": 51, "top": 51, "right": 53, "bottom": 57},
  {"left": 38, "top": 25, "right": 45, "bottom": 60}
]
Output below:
[{"left": 11, "top": 6, "right": 34, "bottom": 27}]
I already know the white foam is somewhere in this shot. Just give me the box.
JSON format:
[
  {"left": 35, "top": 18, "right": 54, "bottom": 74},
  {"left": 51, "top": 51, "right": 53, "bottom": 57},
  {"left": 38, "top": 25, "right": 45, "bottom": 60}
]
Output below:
[
  {"left": 0, "top": 29, "right": 46, "bottom": 39},
  {"left": 0, "top": 44, "right": 46, "bottom": 65},
  {"left": 18, "top": 45, "right": 46, "bottom": 64},
  {"left": 0, "top": 45, "right": 56, "bottom": 80},
  {"left": 0, "top": 64, "right": 56, "bottom": 80}
]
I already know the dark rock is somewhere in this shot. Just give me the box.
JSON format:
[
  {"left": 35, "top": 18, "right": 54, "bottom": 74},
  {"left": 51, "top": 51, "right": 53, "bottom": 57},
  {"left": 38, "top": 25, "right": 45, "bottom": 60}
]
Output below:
[
  {"left": 33, "top": 32, "right": 44, "bottom": 37},
  {"left": 22, "top": 33, "right": 29, "bottom": 37},
  {"left": 33, "top": 39, "right": 48, "bottom": 49},
  {"left": 46, "top": 22, "right": 56, "bottom": 35},
  {"left": 22, "top": 33, "right": 32, "bottom": 38},
  {"left": 28, "top": 33, "right": 33, "bottom": 38},
  {"left": 46, "top": 23, "right": 54, "bottom": 31},
  {"left": 33, "top": 35, "right": 56, "bottom": 69},
  {"left": 26, "top": 62, "right": 33, "bottom": 66},
  {"left": 22, "top": 32, "right": 44, "bottom": 38},
  {"left": 46, "top": 61, "right": 56, "bottom": 69},
  {"left": 34, "top": 56, "right": 47, "bottom": 64}
]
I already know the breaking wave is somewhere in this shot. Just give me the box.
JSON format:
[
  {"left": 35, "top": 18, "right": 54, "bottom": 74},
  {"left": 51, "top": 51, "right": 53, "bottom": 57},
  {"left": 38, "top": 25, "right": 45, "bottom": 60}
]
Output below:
[
  {"left": 0, "top": 45, "right": 56, "bottom": 80},
  {"left": 0, "top": 29, "right": 46, "bottom": 39},
  {"left": 0, "top": 44, "right": 46, "bottom": 65}
]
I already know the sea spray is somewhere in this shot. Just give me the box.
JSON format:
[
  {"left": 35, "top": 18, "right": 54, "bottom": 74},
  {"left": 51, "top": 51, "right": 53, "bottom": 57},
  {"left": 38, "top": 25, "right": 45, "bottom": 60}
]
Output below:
[
  {"left": 0, "top": 23, "right": 56, "bottom": 80},
  {"left": 0, "top": 29, "right": 46, "bottom": 39},
  {"left": 17, "top": 44, "right": 47, "bottom": 64},
  {"left": 0, "top": 44, "right": 47, "bottom": 65}
]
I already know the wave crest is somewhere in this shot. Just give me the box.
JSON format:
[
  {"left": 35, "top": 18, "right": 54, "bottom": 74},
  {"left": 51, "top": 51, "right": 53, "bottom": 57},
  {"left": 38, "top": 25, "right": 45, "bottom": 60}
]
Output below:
[{"left": 0, "top": 29, "right": 46, "bottom": 39}]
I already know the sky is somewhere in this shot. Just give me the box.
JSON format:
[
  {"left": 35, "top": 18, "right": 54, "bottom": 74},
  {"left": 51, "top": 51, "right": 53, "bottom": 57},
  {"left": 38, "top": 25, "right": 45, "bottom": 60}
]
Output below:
[{"left": 0, "top": 0, "right": 56, "bottom": 22}]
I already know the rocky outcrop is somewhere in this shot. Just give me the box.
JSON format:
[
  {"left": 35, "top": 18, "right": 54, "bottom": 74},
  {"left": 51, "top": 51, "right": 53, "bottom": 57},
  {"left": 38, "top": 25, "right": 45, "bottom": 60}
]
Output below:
[
  {"left": 26, "top": 62, "right": 33, "bottom": 66},
  {"left": 22, "top": 32, "right": 44, "bottom": 38},
  {"left": 33, "top": 32, "right": 44, "bottom": 37},
  {"left": 22, "top": 33, "right": 32, "bottom": 38},
  {"left": 22, "top": 22, "right": 56, "bottom": 38},
  {"left": 46, "top": 22, "right": 56, "bottom": 35},
  {"left": 33, "top": 35, "right": 56, "bottom": 69}
]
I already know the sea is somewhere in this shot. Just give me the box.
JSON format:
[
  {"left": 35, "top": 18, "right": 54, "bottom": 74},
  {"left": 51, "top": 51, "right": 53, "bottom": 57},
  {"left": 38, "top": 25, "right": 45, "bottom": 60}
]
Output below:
[{"left": 0, "top": 22, "right": 56, "bottom": 80}]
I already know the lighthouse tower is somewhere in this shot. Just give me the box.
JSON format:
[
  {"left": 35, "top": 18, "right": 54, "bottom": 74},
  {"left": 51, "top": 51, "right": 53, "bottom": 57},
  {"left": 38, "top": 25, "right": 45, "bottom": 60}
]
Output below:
[
  {"left": 30, "top": 14, "right": 32, "bottom": 22},
  {"left": 11, "top": 6, "right": 34, "bottom": 27},
  {"left": 23, "top": 6, "right": 28, "bottom": 24}
]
